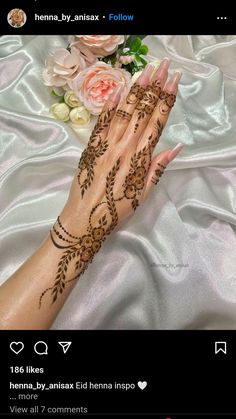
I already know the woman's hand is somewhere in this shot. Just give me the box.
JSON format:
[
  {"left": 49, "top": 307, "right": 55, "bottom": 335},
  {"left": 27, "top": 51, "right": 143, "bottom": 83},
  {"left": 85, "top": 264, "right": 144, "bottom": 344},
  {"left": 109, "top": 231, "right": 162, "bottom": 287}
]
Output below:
[
  {"left": 0, "top": 58, "right": 184, "bottom": 329},
  {"left": 40, "top": 58, "right": 184, "bottom": 308}
]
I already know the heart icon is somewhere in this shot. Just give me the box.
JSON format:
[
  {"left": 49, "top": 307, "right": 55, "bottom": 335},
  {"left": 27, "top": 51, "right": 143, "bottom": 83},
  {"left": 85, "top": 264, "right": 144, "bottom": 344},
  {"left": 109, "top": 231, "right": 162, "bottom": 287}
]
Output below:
[
  {"left": 137, "top": 381, "right": 147, "bottom": 390},
  {"left": 10, "top": 341, "right": 24, "bottom": 354}
]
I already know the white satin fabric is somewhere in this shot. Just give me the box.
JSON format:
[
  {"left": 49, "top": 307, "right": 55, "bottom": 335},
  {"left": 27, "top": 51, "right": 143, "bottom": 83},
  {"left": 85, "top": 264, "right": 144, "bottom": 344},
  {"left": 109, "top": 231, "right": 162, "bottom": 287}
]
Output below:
[{"left": 0, "top": 35, "right": 236, "bottom": 329}]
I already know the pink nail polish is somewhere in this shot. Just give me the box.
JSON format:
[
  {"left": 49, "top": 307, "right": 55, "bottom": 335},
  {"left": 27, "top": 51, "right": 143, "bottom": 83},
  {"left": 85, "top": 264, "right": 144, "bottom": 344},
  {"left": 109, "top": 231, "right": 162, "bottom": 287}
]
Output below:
[
  {"left": 138, "top": 64, "right": 154, "bottom": 87},
  {"left": 109, "top": 84, "right": 123, "bottom": 103},
  {"left": 168, "top": 142, "right": 184, "bottom": 162},
  {"left": 154, "top": 58, "right": 171, "bottom": 80},
  {"left": 165, "top": 71, "right": 182, "bottom": 94}
]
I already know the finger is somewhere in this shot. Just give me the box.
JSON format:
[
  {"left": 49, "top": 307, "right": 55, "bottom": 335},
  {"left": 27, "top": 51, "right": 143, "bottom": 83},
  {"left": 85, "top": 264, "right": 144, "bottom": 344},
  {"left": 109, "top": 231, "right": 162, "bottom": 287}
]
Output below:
[
  {"left": 141, "top": 143, "right": 184, "bottom": 202},
  {"left": 88, "top": 84, "right": 122, "bottom": 147},
  {"left": 107, "top": 63, "right": 154, "bottom": 142},
  {"left": 137, "top": 71, "right": 181, "bottom": 153},
  {"left": 121, "top": 58, "right": 171, "bottom": 147},
  {"left": 77, "top": 85, "right": 122, "bottom": 196}
]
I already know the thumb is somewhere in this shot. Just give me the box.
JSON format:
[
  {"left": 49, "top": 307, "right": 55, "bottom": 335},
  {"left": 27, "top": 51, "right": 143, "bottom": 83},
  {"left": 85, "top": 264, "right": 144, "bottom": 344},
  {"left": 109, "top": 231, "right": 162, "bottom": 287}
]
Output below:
[{"left": 142, "top": 142, "right": 184, "bottom": 201}]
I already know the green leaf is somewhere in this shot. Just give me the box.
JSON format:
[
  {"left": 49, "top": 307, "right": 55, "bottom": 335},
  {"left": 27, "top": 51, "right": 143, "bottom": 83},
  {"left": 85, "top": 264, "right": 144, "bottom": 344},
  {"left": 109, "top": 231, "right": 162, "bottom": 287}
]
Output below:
[
  {"left": 58, "top": 97, "right": 65, "bottom": 103},
  {"left": 130, "top": 37, "right": 142, "bottom": 52},
  {"left": 51, "top": 89, "right": 60, "bottom": 97},
  {"left": 140, "top": 56, "right": 148, "bottom": 66},
  {"left": 122, "top": 62, "right": 134, "bottom": 75},
  {"left": 101, "top": 52, "right": 117, "bottom": 66},
  {"left": 139, "top": 44, "right": 148, "bottom": 55},
  {"left": 51, "top": 88, "right": 65, "bottom": 99}
]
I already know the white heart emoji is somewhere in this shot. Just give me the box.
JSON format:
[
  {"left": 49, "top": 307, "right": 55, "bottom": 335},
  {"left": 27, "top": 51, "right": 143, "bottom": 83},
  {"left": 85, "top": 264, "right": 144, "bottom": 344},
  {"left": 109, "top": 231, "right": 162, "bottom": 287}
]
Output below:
[
  {"left": 137, "top": 381, "right": 147, "bottom": 390},
  {"left": 10, "top": 341, "right": 24, "bottom": 354}
]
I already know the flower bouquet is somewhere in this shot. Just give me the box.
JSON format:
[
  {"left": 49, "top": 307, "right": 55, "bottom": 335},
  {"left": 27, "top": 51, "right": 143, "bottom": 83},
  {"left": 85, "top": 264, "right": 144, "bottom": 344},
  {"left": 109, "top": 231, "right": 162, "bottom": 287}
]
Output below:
[{"left": 43, "top": 35, "right": 155, "bottom": 132}]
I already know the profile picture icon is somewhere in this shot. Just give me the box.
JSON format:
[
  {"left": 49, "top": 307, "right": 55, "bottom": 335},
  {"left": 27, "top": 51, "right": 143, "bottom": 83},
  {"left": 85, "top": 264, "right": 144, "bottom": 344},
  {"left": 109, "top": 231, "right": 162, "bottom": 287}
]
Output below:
[{"left": 7, "top": 8, "right": 27, "bottom": 28}]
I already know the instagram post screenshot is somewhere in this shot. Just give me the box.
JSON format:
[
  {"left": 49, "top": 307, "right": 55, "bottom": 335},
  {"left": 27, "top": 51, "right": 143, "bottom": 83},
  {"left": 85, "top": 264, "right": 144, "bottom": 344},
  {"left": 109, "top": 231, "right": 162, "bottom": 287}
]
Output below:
[{"left": 0, "top": 1, "right": 235, "bottom": 417}]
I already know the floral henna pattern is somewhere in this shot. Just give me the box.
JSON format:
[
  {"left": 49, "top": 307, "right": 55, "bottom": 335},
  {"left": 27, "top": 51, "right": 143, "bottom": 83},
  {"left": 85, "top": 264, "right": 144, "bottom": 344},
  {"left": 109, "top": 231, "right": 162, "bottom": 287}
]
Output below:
[
  {"left": 153, "top": 119, "right": 164, "bottom": 145},
  {"left": 151, "top": 92, "right": 175, "bottom": 145},
  {"left": 123, "top": 148, "right": 151, "bottom": 210},
  {"left": 126, "top": 83, "right": 144, "bottom": 105},
  {"left": 158, "top": 91, "right": 176, "bottom": 114},
  {"left": 151, "top": 163, "right": 166, "bottom": 185},
  {"left": 77, "top": 107, "right": 115, "bottom": 197},
  {"left": 134, "top": 80, "right": 162, "bottom": 133},
  {"left": 122, "top": 133, "right": 159, "bottom": 210},
  {"left": 39, "top": 89, "right": 176, "bottom": 307},
  {"left": 39, "top": 159, "right": 121, "bottom": 308}
]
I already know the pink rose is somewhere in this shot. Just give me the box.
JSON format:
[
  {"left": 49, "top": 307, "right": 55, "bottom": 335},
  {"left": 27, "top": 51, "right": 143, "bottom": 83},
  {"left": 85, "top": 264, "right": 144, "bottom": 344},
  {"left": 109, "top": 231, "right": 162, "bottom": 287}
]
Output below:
[
  {"left": 119, "top": 55, "right": 135, "bottom": 65},
  {"left": 68, "top": 62, "right": 132, "bottom": 115},
  {"left": 72, "top": 35, "right": 125, "bottom": 57},
  {"left": 42, "top": 47, "right": 95, "bottom": 87}
]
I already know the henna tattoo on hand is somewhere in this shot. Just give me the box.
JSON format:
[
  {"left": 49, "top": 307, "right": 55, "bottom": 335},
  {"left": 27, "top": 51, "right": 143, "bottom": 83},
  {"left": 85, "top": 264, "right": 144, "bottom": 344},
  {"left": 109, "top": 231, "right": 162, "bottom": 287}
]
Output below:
[
  {"left": 126, "top": 83, "right": 144, "bottom": 105},
  {"left": 120, "top": 90, "right": 175, "bottom": 208},
  {"left": 134, "top": 80, "right": 162, "bottom": 133},
  {"left": 122, "top": 130, "right": 163, "bottom": 210},
  {"left": 153, "top": 119, "right": 164, "bottom": 146},
  {"left": 151, "top": 91, "right": 175, "bottom": 147},
  {"left": 52, "top": 216, "right": 81, "bottom": 246},
  {"left": 151, "top": 163, "right": 166, "bottom": 185},
  {"left": 158, "top": 91, "right": 176, "bottom": 114},
  {"left": 39, "top": 86, "right": 176, "bottom": 308},
  {"left": 116, "top": 109, "right": 132, "bottom": 122},
  {"left": 123, "top": 144, "right": 152, "bottom": 210},
  {"left": 39, "top": 158, "right": 121, "bottom": 308},
  {"left": 77, "top": 107, "right": 115, "bottom": 197}
]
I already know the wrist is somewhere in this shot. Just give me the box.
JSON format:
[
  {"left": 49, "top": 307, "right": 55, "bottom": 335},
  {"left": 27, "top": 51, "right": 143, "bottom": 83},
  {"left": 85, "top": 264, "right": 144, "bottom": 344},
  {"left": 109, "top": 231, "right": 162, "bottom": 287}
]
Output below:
[{"left": 58, "top": 201, "right": 88, "bottom": 239}]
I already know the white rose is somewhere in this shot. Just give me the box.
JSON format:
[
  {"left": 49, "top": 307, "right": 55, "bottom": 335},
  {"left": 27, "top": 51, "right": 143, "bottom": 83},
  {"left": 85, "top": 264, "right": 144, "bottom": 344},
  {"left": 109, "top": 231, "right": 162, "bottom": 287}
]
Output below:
[
  {"left": 69, "top": 106, "right": 90, "bottom": 125},
  {"left": 64, "top": 90, "right": 82, "bottom": 108},
  {"left": 50, "top": 103, "right": 70, "bottom": 121}
]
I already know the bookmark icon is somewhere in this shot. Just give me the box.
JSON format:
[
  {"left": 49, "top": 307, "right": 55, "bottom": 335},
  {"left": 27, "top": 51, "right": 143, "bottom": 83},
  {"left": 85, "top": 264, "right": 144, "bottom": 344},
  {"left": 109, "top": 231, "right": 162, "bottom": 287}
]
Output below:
[
  {"left": 215, "top": 341, "right": 227, "bottom": 355},
  {"left": 58, "top": 341, "right": 72, "bottom": 354}
]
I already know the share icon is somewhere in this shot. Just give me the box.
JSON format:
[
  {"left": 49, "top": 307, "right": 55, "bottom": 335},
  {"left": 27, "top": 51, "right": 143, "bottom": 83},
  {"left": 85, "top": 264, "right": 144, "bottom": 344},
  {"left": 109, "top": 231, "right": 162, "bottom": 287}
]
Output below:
[{"left": 58, "top": 341, "right": 72, "bottom": 354}]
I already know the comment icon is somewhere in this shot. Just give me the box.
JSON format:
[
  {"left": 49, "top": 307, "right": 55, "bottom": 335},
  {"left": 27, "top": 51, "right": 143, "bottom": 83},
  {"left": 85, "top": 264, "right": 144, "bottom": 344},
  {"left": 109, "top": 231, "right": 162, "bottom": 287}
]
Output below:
[{"left": 34, "top": 341, "right": 48, "bottom": 355}]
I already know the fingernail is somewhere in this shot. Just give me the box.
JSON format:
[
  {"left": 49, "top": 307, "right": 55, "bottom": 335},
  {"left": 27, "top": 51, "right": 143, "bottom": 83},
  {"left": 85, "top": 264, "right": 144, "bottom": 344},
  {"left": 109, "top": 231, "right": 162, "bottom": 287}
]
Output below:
[
  {"left": 165, "top": 71, "right": 182, "bottom": 94},
  {"left": 138, "top": 64, "right": 154, "bottom": 87},
  {"left": 167, "top": 142, "right": 184, "bottom": 162},
  {"left": 109, "top": 84, "right": 123, "bottom": 103},
  {"left": 153, "top": 58, "right": 171, "bottom": 80}
]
